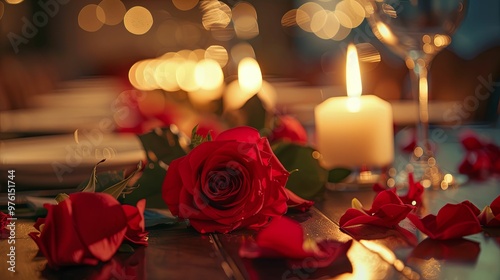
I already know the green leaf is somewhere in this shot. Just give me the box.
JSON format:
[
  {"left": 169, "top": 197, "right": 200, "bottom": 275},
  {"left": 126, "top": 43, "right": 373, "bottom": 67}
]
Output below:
[
  {"left": 190, "top": 124, "right": 212, "bottom": 149},
  {"left": 328, "top": 168, "right": 352, "bottom": 183},
  {"left": 117, "top": 243, "right": 135, "bottom": 253},
  {"left": 272, "top": 142, "right": 328, "bottom": 199},
  {"left": 77, "top": 169, "right": 126, "bottom": 193},
  {"left": 224, "top": 95, "right": 273, "bottom": 134},
  {"left": 80, "top": 159, "right": 106, "bottom": 193},
  {"left": 121, "top": 126, "right": 188, "bottom": 208},
  {"left": 101, "top": 161, "right": 143, "bottom": 200}
]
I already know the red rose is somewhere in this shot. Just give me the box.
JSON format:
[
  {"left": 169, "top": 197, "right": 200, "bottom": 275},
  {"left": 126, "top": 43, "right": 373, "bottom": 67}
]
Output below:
[
  {"left": 29, "top": 193, "right": 147, "bottom": 269},
  {"left": 269, "top": 115, "right": 308, "bottom": 144},
  {"left": 162, "top": 126, "right": 290, "bottom": 233}
]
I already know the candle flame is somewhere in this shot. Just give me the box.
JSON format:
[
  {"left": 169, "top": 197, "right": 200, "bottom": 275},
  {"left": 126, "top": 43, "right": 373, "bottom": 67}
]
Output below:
[
  {"left": 238, "top": 57, "right": 262, "bottom": 94},
  {"left": 346, "top": 44, "right": 362, "bottom": 98}
]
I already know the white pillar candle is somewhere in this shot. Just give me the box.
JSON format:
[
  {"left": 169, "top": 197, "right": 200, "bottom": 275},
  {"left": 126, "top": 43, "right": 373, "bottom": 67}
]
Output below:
[{"left": 315, "top": 44, "right": 394, "bottom": 170}]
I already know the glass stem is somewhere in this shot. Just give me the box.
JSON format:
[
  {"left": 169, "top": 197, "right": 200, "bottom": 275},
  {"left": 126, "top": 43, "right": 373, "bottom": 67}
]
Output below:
[{"left": 410, "top": 60, "right": 432, "bottom": 158}]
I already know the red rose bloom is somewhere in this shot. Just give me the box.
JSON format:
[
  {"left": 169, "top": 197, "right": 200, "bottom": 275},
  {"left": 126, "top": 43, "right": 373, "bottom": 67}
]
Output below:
[
  {"left": 29, "top": 193, "right": 147, "bottom": 269},
  {"left": 162, "top": 126, "right": 290, "bottom": 233}
]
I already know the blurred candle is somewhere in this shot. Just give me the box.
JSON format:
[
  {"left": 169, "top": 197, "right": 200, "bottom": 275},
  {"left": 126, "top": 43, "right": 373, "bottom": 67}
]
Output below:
[
  {"left": 223, "top": 57, "right": 276, "bottom": 111},
  {"left": 315, "top": 44, "right": 394, "bottom": 169}
]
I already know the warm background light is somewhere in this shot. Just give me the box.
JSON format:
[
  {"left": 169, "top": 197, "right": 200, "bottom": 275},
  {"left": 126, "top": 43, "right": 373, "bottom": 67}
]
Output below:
[
  {"left": 97, "top": 0, "right": 126, "bottom": 26},
  {"left": 238, "top": 57, "right": 262, "bottom": 94},
  {"left": 290, "top": 0, "right": 365, "bottom": 41},
  {"left": 195, "top": 59, "right": 224, "bottom": 91},
  {"left": 78, "top": 4, "right": 105, "bottom": 32},
  {"left": 232, "top": 2, "right": 259, "bottom": 39},
  {"left": 172, "top": 0, "right": 199, "bottom": 11},
  {"left": 205, "top": 45, "right": 229, "bottom": 67},
  {"left": 124, "top": 6, "right": 153, "bottom": 35},
  {"left": 5, "top": 0, "right": 23, "bottom": 4}
]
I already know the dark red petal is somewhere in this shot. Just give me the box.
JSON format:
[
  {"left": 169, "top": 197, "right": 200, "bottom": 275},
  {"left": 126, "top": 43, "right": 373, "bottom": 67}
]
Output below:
[
  {"left": 122, "top": 199, "right": 148, "bottom": 245},
  {"left": 370, "top": 190, "right": 405, "bottom": 212},
  {"left": 69, "top": 192, "right": 128, "bottom": 262},
  {"left": 30, "top": 201, "right": 97, "bottom": 268},
  {"left": 490, "top": 195, "right": 500, "bottom": 214},
  {"left": 340, "top": 209, "right": 384, "bottom": 228},
  {"left": 256, "top": 216, "right": 312, "bottom": 259},
  {"left": 408, "top": 202, "right": 482, "bottom": 240},
  {"left": 162, "top": 158, "right": 185, "bottom": 216},
  {"left": 215, "top": 126, "right": 261, "bottom": 142},
  {"left": 285, "top": 189, "right": 314, "bottom": 212},
  {"left": 460, "top": 131, "right": 484, "bottom": 151}
]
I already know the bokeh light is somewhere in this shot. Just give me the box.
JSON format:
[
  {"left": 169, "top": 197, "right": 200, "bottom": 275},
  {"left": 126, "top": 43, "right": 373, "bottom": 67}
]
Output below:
[
  {"left": 232, "top": 2, "right": 259, "bottom": 39},
  {"left": 238, "top": 57, "right": 262, "bottom": 95},
  {"left": 176, "top": 60, "right": 199, "bottom": 92},
  {"left": 205, "top": 45, "right": 229, "bottom": 67},
  {"left": 98, "top": 0, "right": 126, "bottom": 26},
  {"left": 156, "top": 20, "right": 178, "bottom": 47},
  {"left": 195, "top": 59, "right": 224, "bottom": 91},
  {"left": 200, "top": 0, "right": 231, "bottom": 30},
  {"left": 230, "top": 42, "right": 256, "bottom": 66},
  {"left": 78, "top": 4, "right": 105, "bottom": 32},
  {"left": 124, "top": 6, "right": 153, "bottom": 35},
  {"left": 172, "top": 0, "right": 199, "bottom": 11},
  {"left": 5, "top": 0, "right": 23, "bottom": 4},
  {"left": 285, "top": 0, "right": 367, "bottom": 41}
]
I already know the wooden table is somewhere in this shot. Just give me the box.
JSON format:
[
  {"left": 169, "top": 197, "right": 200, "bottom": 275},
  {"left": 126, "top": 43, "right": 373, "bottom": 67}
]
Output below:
[{"left": 1, "top": 127, "right": 500, "bottom": 280}]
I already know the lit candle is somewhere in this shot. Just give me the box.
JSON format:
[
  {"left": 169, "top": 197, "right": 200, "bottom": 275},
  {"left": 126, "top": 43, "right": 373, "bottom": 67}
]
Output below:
[{"left": 315, "top": 44, "right": 394, "bottom": 170}]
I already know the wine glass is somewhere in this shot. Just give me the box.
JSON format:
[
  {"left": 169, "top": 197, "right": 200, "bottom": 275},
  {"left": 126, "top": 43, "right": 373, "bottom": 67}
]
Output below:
[{"left": 363, "top": 0, "right": 468, "bottom": 188}]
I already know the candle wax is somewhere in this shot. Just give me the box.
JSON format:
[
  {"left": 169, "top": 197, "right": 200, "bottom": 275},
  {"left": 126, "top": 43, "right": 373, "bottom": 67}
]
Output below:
[{"left": 315, "top": 95, "right": 394, "bottom": 169}]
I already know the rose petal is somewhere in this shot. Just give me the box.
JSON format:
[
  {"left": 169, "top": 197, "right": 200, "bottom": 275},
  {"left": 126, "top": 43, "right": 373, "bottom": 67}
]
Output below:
[
  {"left": 29, "top": 201, "right": 98, "bottom": 268},
  {"left": 239, "top": 216, "right": 352, "bottom": 269},
  {"left": 122, "top": 199, "right": 148, "bottom": 245},
  {"left": 491, "top": 195, "right": 500, "bottom": 214},
  {"left": 162, "top": 158, "right": 185, "bottom": 217},
  {"left": 285, "top": 189, "right": 314, "bottom": 212},
  {"left": 340, "top": 190, "right": 414, "bottom": 228},
  {"left": 69, "top": 193, "right": 128, "bottom": 262},
  {"left": 215, "top": 126, "right": 261, "bottom": 142},
  {"left": 256, "top": 216, "right": 313, "bottom": 259},
  {"left": 460, "top": 131, "right": 484, "bottom": 151},
  {"left": 408, "top": 201, "right": 482, "bottom": 240}
]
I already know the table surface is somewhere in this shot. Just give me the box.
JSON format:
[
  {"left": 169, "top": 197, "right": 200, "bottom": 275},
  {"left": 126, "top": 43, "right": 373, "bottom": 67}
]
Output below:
[{"left": 1, "top": 127, "right": 500, "bottom": 280}]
